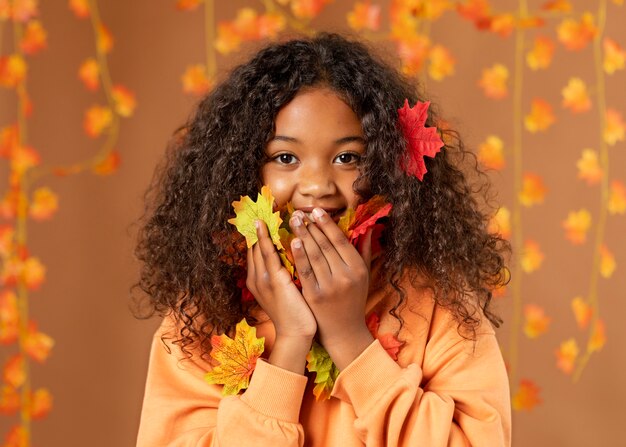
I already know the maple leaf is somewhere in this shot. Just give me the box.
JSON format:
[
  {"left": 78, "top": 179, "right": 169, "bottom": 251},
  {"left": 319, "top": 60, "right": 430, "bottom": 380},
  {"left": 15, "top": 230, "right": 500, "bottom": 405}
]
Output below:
[
  {"left": 20, "top": 20, "right": 47, "bottom": 55},
  {"left": 427, "top": 44, "right": 455, "bottom": 81},
  {"left": 306, "top": 341, "right": 339, "bottom": 401},
  {"left": 489, "top": 13, "right": 515, "bottom": 38},
  {"left": 487, "top": 207, "right": 511, "bottom": 239},
  {"left": 562, "top": 209, "right": 592, "bottom": 244},
  {"left": 112, "top": 85, "right": 137, "bottom": 117},
  {"left": 608, "top": 180, "right": 626, "bottom": 215},
  {"left": 83, "top": 105, "right": 113, "bottom": 138},
  {"left": 562, "top": 78, "right": 591, "bottom": 113},
  {"left": 0, "top": 385, "right": 20, "bottom": 415},
  {"left": 69, "top": 0, "right": 90, "bottom": 18},
  {"left": 29, "top": 388, "right": 52, "bottom": 419},
  {"left": 524, "top": 98, "right": 555, "bottom": 133},
  {"left": 0, "top": 54, "right": 27, "bottom": 88},
  {"left": 523, "top": 304, "right": 550, "bottom": 338},
  {"left": 526, "top": 36, "right": 555, "bottom": 70},
  {"left": 576, "top": 149, "right": 602, "bottom": 185},
  {"left": 599, "top": 245, "right": 616, "bottom": 278},
  {"left": 29, "top": 187, "right": 58, "bottom": 221},
  {"left": 395, "top": 34, "right": 431, "bottom": 76},
  {"left": 22, "top": 256, "right": 45, "bottom": 290},
  {"left": 588, "top": 319, "right": 606, "bottom": 353},
  {"left": 557, "top": 12, "right": 597, "bottom": 51},
  {"left": 555, "top": 338, "right": 578, "bottom": 374},
  {"left": 397, "top": 100, "right": 444, "bottom": 181},
  {"left": 290, "top": 0, "right": 333, "bottom": 19},
  {"left": 24, "top": 322, "right": 54, "bottom": 363},
  {"left": 347, "top": 1, "right": 381, "bottom": 32},
  {"left": 521, "top": 240, "right": 544, "bottom": 273},
  {"left": 345, "top": 196, "right": 392, "bottom": 245},
  {"left": 3, "top": 355, "right": 25, "bottom": 389},
  {"left": 604, "top": 108, "right": 625, "bottom": 146},
  {"left": 229, "top": 186, "right": 284, "bottom": 250},
  {"left": 512, "top": 379, "right": 541, "bottom": 411},
  {"left": 205, "top": 319, "right": 265, "bottom": 395},
  {"left": 78, "top": 58, "right": 100, "bottom": 91},
  {"left": 518, "top": 173, "right": 547, "bottom": 207},
  {"left": 478, "top": 63, "right": 509, "bottom": 99},
  {"left": 571, "top": 296, "right": 592, "bottom": 330},
  {"left": 181, "top": 64, "right": 213, "bottom": 96},
  {"left": 3, "top": 425, "right": 27, "bottom": 447},
  {"left": 478, "top": 135, "right": 505, "bottom": 170},
  {"left": 97, "top": 24, "right": 114, "bottom": 54},
  {"left": 92, "top": 150, "right": 121, "bottom": 176},
  {"left": 257, "top": 13, "right": 286, "bottom": 39},
  {"left": 603, "top": 37, "right": 626, "bottom": 74}
]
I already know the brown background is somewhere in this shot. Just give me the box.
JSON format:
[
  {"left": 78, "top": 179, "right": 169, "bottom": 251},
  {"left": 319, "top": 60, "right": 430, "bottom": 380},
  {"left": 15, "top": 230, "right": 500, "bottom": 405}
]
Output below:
[{"left": 1, "top": 0, "right": 625, "bottom": 446}]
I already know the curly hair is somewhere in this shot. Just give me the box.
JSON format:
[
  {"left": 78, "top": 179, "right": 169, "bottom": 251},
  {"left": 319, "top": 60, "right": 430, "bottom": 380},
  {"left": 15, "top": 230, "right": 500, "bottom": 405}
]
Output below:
[{"left": 132, "top": 32, "right": 510, "bottom": 358}]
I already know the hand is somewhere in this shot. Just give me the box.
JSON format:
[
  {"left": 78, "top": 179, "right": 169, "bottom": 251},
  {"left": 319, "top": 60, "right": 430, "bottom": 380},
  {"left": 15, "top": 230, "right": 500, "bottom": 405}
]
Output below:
[
  {"left": 246, "top": 220, "right": 317, "bottom": 374},
  {"left": 289, "top": 209, "right": 375, "bottom": 370}
]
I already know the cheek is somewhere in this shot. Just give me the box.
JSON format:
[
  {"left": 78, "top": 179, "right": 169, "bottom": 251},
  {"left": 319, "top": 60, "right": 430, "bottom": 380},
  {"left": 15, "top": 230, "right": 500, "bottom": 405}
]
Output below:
[
  {"left": 261, "top": 166, "right": 293, "bottom": 207},
  {"left": 340, "top": 171, "right": 361, "bottom": 208}
]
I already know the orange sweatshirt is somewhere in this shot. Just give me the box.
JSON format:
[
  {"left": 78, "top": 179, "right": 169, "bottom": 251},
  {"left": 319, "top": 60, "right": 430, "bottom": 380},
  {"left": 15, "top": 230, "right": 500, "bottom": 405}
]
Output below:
[{"left": 136, "top": 274, "right": 511, "bottom": 446}]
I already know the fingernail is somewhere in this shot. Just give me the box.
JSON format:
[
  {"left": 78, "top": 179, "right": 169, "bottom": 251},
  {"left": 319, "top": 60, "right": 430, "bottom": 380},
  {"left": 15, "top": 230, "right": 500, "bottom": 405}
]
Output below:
[
  {"left": 292, "top": 238, "right": 302, "bottom": 249},
  {"left": 312, "top": 208, "right": 325, "bottom": 220},
  {"left": 292, "top": 215, "right": 302, "bottom": 227},
  {"left": 254, "top": 220, "right": 260, "bottom": 229}
]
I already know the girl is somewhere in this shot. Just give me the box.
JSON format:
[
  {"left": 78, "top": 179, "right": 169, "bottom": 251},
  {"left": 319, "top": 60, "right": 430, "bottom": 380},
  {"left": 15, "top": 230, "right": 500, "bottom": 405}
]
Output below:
[{"left": 134, "top": 33, "right": 511, "bottom": 446}]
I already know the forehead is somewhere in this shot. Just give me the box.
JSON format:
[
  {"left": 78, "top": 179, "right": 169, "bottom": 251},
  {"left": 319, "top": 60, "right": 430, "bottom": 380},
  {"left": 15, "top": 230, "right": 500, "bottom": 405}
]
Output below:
[{"left": 273, "top": 88, "right": 363, "bottom": 136}]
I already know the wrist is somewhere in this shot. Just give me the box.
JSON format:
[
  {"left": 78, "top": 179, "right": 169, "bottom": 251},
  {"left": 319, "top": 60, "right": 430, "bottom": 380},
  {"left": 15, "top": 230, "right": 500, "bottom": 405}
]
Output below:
[
  {"left": 322, "top": 326, "right": 374, "bottom": 372},
  {"left": 269, "top": 334, "right": 314, "bottom": 375}
]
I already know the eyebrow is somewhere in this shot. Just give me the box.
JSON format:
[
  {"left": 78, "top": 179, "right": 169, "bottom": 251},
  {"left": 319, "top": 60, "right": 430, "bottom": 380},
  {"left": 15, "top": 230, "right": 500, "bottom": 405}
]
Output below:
[{"left": 271, "top": 135, "right": 366, "bottom": 145}]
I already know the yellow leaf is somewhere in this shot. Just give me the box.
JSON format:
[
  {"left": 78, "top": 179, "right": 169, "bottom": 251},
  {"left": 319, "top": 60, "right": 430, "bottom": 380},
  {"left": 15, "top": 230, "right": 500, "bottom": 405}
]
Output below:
[
  {"left": 519, "top": 173, "right": 547, "bottom": 207},
  {"left": 488, "top": 207, "right": 511, "bottom": 239},
  {"left": 478, "top": 63, "right": 509, "bottom": 99},
  {"left": 604, "top": 108, "right": 625, "bottom": 146},
  {"left": 562, "top": 209, "right": 592, "bottom": 244},
  {"left": 29, "top": 187, "right": 59, "bottom": 221},
  {"left": 557, "top": 12, "right": 597, "bottom": 51},
  {"left": 608, "top": 180, "right": 626, "bottom": 214},
  {"left": 603, "top": 37, "right": 625, "bottom": 74},
  {"left": 306, "top": 341, "right": 339, "bottom": 401},
  {"left": 83, "top": 105, "right": 113, "bottom": 138},
  {"left": 112, "top": 85, "right": 136, "bottom": 117},
  {"left": 555, "top": 338, "right": 579, "bottom": 374},
  {"left": 562, "top": 77, "right": 591, "bottom": 113},
  {"left": 576, "top": 149, "right": 603, "bottom": 185},
  {"left": 477, "top": 135, "right": 505, "bottom": 170},
  {"left": 526, "top": 36, "right": 555, "bottom": 70},
  {"left": 599, "top": 244, "right": 616, "bottom": 278},
  {"left": 523, "top": 304, "right": 550, "bottom": 338},
  {"left": 347, "top": 1, "right": 381, "bottom": 32},
  {"left": 0, "top": 54, "right": 27, "bottom": 88},
  {"left": 427, "top": 44, "right": 455, "bottom": 81},
  {"left": 588, "top": 319, "right": 606, "bottom": 353},
  {"left": 22, "top": 256, "right": 45, "bottom": 290},
  {"left": 524, "top": 98, "right": 555, "bottom": 133},
  {"left": 204, "top": 319, "right": 265, "bottom": 395},
  {"left": 228, "top": 186, "right": 284, "bottom": 249},
  {"left": 181, "top": 64, "right": 213, "bottom": 96},
  {"left": 521, "top": 240, "right": 544, "bottom": 273},
  {"left": 571, "top": 296, "right": 592, "bottom": 329}
]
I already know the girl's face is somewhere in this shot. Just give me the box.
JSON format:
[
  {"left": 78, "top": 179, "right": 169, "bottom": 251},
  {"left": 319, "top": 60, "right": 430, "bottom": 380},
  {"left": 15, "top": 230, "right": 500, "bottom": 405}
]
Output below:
[{"left": 261, "top": 88, "right": 365, "bottom": 222}]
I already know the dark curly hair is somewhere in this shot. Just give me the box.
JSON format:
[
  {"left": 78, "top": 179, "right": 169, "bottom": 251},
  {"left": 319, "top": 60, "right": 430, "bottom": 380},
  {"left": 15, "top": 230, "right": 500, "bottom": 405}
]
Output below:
[{"left": 132, "top": 32, "right": 510, "bottom": 358}]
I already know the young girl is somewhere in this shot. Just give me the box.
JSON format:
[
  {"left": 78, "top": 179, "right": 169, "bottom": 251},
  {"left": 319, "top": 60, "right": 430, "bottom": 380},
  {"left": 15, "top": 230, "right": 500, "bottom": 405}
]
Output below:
[{"left": 134, "top": 33, "right": 511, "bottom": 446}]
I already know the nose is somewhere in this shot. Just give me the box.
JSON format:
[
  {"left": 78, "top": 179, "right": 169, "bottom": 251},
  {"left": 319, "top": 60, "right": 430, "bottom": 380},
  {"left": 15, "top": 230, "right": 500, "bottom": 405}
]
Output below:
[{"left": 297, "top": 163, "right": 337, "bottom": 198}]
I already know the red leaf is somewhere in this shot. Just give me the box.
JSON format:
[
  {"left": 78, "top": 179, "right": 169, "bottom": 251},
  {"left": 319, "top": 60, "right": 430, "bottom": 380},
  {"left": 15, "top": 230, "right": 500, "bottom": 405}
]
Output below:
[
  {"left": 397, "top": 99, "right": 444, "bottom": 180},
  {"left": 348, "top": 196, "right": 392, "bottom": 245}
]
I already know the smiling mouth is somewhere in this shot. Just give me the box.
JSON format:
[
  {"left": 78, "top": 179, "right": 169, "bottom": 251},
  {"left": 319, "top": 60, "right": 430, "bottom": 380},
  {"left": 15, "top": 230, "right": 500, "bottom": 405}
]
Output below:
[{"left": 297, "top": 208, "right": 346, "bottom": 223}]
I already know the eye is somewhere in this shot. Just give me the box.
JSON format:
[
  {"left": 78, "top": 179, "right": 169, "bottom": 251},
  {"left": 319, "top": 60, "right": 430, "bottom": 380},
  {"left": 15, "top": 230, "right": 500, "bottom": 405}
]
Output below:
[
  {"left": 272, "top": 153, "right": 298, "bottom": 165},
  {"left": 334, "top": 152, "right": 361, "bottom": 165}
]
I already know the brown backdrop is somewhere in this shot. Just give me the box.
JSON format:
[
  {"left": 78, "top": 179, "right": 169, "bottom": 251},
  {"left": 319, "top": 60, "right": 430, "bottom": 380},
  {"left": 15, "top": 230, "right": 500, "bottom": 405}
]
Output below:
[{"left": 0, "top": 0, "right": 624, "bottom": 446}]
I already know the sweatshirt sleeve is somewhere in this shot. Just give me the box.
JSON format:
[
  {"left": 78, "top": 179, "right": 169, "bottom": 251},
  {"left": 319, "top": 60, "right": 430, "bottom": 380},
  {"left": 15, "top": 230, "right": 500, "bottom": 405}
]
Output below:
[
  {"left": 330, "top": 328, "right": 511, "bottom": 446},
  {"left": 136, "top": 317, "right": 308, "bottom": 447}
]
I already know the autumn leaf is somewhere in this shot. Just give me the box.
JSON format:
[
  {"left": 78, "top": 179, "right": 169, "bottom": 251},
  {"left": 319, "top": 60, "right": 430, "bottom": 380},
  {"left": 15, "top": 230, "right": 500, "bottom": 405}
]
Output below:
[
  {"left": 10, "top": 145, "right": 41, "bottom": 175},
  {"left": 0, "top": 290, "right": 18, "bottom": 345},
  {"left": 562, "top": 78, "right": 591, "bottom": 113},
  {"left": 576, "top": 149, "right": 602, "bottom": 185},
  {"left": 0, "top": 226, "right": 15, "bottom": 259},
  {"left": 524, "top": 98, "right": 555, "bottom": 133},
  {"left": 229, "top": 186, "right": 284, "bottom": 249},
  {"left": 478, "top": 135, "right": 505, "bottom": 170},
  {"left": 78, "top": 58, "right": 100, "bottom": 91},
  {"left": 456, "top": 0, "right": 491, "bottom": 26},
  {"left": 3, "top": 425, "right": 27, "bottom": 447},
  {"left": 555, "top": 338, "right": 579, "bottom": 374},
  {"left": 92, "top": 150, "right": 121, "bottom": 175},
  {"left": 176, "top": 0, "right": 203, "bottom": 11},
  {"left": 97, "top": 24, "right": 114, "bottom": 54},
  {"left": 512, "top": 379, "right": 541, "bottom": 411},
  {"left": 24, "top": 322, "right": 54, "bottom": 363},
  {"left": 215, "top": 23, "right": 242, "bottom": 55},
  {"left": 29, "top": 187, "right": 59, "bottom": 221},
  {"left": 69, "top": 0, "right": 90, "bottom": 18},
  {"left": 347, "top": 1, "right": 381, "bottom": 31},
  {"left": 204, "top": 319, "right": 265, "bottom": 395},
  {"left": 588, "top": 319, "right": 606, "bottom": 353},
  {"left": 306, "top": 341, "right": 339, "bottom": 401},
  {"left": 22, "top": 256, "right": 45, "bottom": 290},
  {"left": 29, "top": 388, "right": 52, "bottom": 419},
  {"left": 489, "top": 13, "right": 515, "bottom": 38},
  {"left": 181, "top": 64, "right": 213, "bottom": 96},
  {"left": 488, "top": 207, "right": 511, "bottom": 239},
  {"left": 427, "top": 44, "right": 455, "bottom": 81},
  {"left": 83, "top": 105, "right": 113, "bottom": 138},
  {"left": 290, "top": 0, "right": 333, "bottom": 19},
  {"left": 604, "top": 108, "right": 625, "bottom": 146},
  {"left": 397, "top": 99, "right": 444, "bottom": 180},
  {"left": 599, "top": 244, "right": 616, "bottom": 278},
  {"left": 344, "top": 196, "right": 392, "bottom": 247},
  {"left": 366, "top": 312, "right": 403, "bottom": 360},
  {"left": 562, "top": 209, "right": 592, "bottom": 244},
  {"left": 20, "top": 20, "right": 47, "bottom": 54},
  {"left": 571, "top": 296, "right": 592, "bottom": 329},
  {"left": 519, "top": 173, "right": 547, "bottom": 207},
  {"left": 521, "top": 240, "right": 544, "bottom": 273},
  {"left": 608, "top": 180, "right": 626, "bottom": 215},
  {"left": 526, "top": 36, "right": 555, "bottom": 70},
  {"left": 0, "top": 54, "right": 27, "bottom": 88},
  {"left": 542, "top": 0, "right": 572, "bottom": 12},
  {"left": 523, "top": 304, "right": 550, "bottom": 338},
  {"left": 0, "top": 124, "right": 19, "bottom": 158},
  {"left": 257, "top": 13, "right": 285, "bottom": 39},
  {"left": 10, "top": 0, "right": 38, "bottom": 22},
  {"left": 396, "top": 34, "right": 431, "bottom": 76},
  {"left": 3, "top": 355, "right": 24, "bottom": 388},
  {"left": 557, "top": 12, "right": 597, "bottom": 51},
  {"left": 0, "top": 385, "right": 20, "bottom": 415},
  {"left": 604, "top": 37, "right": 626, "bottom": 74},
  {"left": 478, "top": 63, "right": 508, "bottom": 99}
]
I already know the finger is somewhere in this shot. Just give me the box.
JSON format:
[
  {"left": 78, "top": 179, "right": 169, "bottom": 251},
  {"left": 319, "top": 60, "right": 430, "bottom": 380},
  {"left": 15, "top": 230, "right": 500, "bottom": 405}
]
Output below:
[
  {"left": 309, "top": 208, "right": 362, "bottom": 266},
  {"left": 290, "top": 237, "right": 318, "bottom": 290},
  {"left": 255, "top": 219, "right": 283, "bottom": 274},
  {"left": 300, "top": 211, "right": 347, "bottom": 272},
  {"left": 290, "top": 212, "right": 331, "bottom": 282},
  {"left": 357, "top": 227, "right": 373, "bottom": 273},
  {"left": 246, "top": 247, "right": 257, "bottom": 293}
]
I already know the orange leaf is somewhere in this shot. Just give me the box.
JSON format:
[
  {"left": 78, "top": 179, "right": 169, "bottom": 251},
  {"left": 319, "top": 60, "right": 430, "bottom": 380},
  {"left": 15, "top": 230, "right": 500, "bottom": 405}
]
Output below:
[
  {"left": 112, "top": 85, "right": 137, "bottom": 117},
  {"left": 604, "top": 108, "right": 625, "bottom": 146},
  {"left": 0, "top": 124, "right": 19, "bottom": 158},
  {"left": 488, "top": 207, "right": 511, "bottom": 239},
  {"left": 347, "top": 1, "right": 381, "bottom": 32},
  {"left": 524, "top": 98, "right": 555, "bottom": 133},
  {"left": 588, "top": 319, "right": 606, "bottom": 353},
  {"left": 11, "top": 0, "right": 38, "bottom": 22},
  {"left": 562, "top": 209, "right": 592, "bottom": 244},
  {"left": 29, "top": 187, "right": 59, "bottom": 221},
  {"left": 10, "top": 145, "right": 40, "bottom": 175},
  {"left": 365, "top": 311, "right": 403, "bottom": 360},
  {"left": 523, "top": 304, "right": 550, "bottom": 338},
  {"left": 557, "top": 12, "right": 597, "bottom": 51},
  {"left": 526, "top": 36, "right": 555, "bottom": 70},
  {"left": 555, "top": 338, "right": 579, "bottom": 374},
  {"left": 29, "top": 387, "right": 52, "bottom": 419},
  {"left": 427, "top": 44, "right": 455, "bottom": 81},
  {"left": 24, "top": 322, "right": 54, "bottom": 363},
  {"left": 478, "top": 63, "right": 508, "bottom": 99},
  {"left": 0, "top": 385, "right": 20, "bottom": 415},
  {"left": 0, "top": 290, "right": 18, "bottom": 345},
  {"left": 456, "top": 0, "right": 491, "bottom": 24},
  {"left": 599, "top": 244, "right": 616, "bottom": 278},
  {"left": 22, "top": 256, "right": 46, "bottom": 290},
  {"left": 257, "top": 13, "right": 285, "bottom": 39},
  {"left": 83, "top": 105, "right": 113, "bottom": 138},
  {"left": 519, "top": 173, "right": 547, "bottom": 207},
  {"left": 521, "top": 240, "right": 544, "bottom": 273},
  {"left": 562, "top": 77, "right": 591, "bottom": 113},
  {"left": 20, "top": 20, "right": 47, "bottom": 54},
  {"left": 571, "top": 296, "right": 592, "bottom": 329},
  {"left": 478, "top": 135, "right": 505, "bottom": 170},
  {"left": 97, "top": 24, "right": 114, "bottom": 54},
  {"left": 3, "top": 355, "right": 24, "bottom": 388},
  {"left": 512, "top": 379, "right": 541, "bottom": 411},
  {"left": 0, "top": 225, "right": 14, "bottom": 257},
  {"left": 78, "top": 58, "right": 99, "bottom": 91},
  {"left": 0, "top": 54, "right": 27, "bottom": 88},
  {"left": 69, "top": 0, "right": 90, "bottom": 18},
  {"left": 542, "top": 0, "right": 572, "bottom": 12},
  {"left": 176, "top": 0, "right": 203, "bottom": 11},
  {"left": 608, "top": 180, "right": 626, "bottom": 215},
  {"left": 396, "top": 34, "right": 431, "bottom": 76},
  {"left": 204, "top": 319, "right": 265, "bottom": 395},
  {"left": 3, "top": 425, "right": 27, "bottom": 447},
  {"left": 604, "top": 37, "right": 626, "bottom": 74},
  {"left": 215, "top": 22, "right": 242, "bottom": 55},
  {"left": 181, "top": 64, "right": 213, "bottom": 96},
  {"left": 290, "top": 0, "right": 333, "bottom": 19},
  {"left": 489, "top": 13, "right": 515, "bottom": 38},
  {"left": 576, "top": 149, "right": 602, "bottom": 185},
  {"left": 92, "top": 150, "right": 121, "bottom": 175},
  {"left": 0, "top": 190, "right": 27, "bottom": 220}
]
